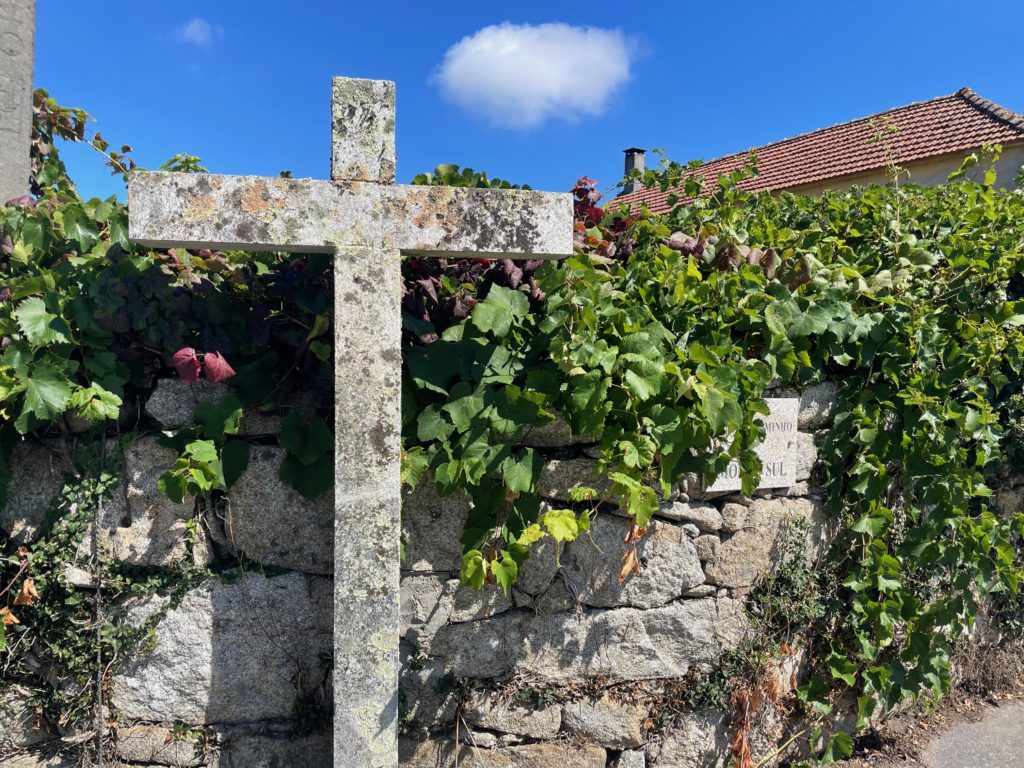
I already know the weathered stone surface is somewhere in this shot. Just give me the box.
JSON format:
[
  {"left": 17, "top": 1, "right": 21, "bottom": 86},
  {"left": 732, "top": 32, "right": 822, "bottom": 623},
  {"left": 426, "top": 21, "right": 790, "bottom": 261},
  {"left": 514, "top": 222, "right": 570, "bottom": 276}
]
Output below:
[
  {"left": 0, "top": 440, "right": 73, "bottom": 545},
  {"left": 221, "top": 445, "right": 332, "bottom": 574},
  {"left": 647, "top": 709, "right": 730, "bottom": 768},
  {"left": 613, "top": 749, "right": 646, "bottom": 768},
  {"left": 561, "top": 695, "right": 647, "bottom": 749},
  {"left": 536, "top": 458, "right": 612, "bottom": 502},
  {"left": 78, "top": 436, "right": 203, "bottom": 568},
  {"left": 398, "top": 739, "right": 605, "bottom": 768},
  {"left": 0, "top": 0, "right": 34, "bottom": 204},
  {"left": 451, "top": 583, "right": 514, "bottom": 623},
  {"left": 128, "top": 174, "right": 573, "bottom": 261},
  {"left": 463, "top": 691, "right": 561, "bottom": 739},
  {"left": 145, "top": 378, "right": 281, "bottom": 435},
  {"left": 566, "top": 515, "right": 704, "bottom": 609},
  {"left": 331, "top": 77, "right": 395, "bottom": 184},
  {"left": 1, "top": 754, "right": 74, "bottom": 768},
  {"left": 694, "top": 534, "right": 720, "bottom": 564},
  {"left": 794, "top": 432, "right": 818, "bottom": 482},
  {"left": 1, "top": 688, "right": 56, "bottom": 749},
  {"left": 516, "top": 416, "right": 592, "bottom": 448},
  {"left": 704, "top": 497, "right": 828, "bottom": 589},
  {"left": 399, "top": 643, "right": 459, "bottom": 732},
  {"left": 719, "top": 502, "right": 749, "bottom": 533},
  {"left": 515, "top": 537, "right": 558, "bottom": 596},
  {"left": 533, "top": 578, "right": 576, "bottom": 613},
  {"left": 798, "top": 381, "right": 838, "bottom": 430},
  {"left": 110, "top": 571, "right": 331, "bottom": 724},
  {"left": 400, "top": 574, "right": 451, "bottom": 650},
  {"left": 217, "top": 729, "right": 331, "bottom": 768},
  {"left": 114, "top": 724, "right": 205, "bottom": 766},
  {"left": 431, "top": 597, "right": 747, "bottom": 681},
  {"left": 402, "top": 481, "right": 470, "bottom": 572},
  {"left": 655, "top": 501, "right": 722, "bottom": 530}
]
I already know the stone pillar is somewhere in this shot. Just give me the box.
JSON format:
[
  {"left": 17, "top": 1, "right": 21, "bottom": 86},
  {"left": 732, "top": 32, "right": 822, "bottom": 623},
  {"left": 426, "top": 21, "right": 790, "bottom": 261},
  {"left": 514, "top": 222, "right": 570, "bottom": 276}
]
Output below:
[{"left": 0, "top": 0, "right": 35, "bottom": 203}]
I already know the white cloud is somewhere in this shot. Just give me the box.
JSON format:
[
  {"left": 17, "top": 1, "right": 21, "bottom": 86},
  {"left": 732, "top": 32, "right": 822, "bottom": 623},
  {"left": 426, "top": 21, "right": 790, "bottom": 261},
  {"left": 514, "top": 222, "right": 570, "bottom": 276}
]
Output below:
[
  {"left": 435, "top": 22, "right": 633, "bottom": 129},
  {"left": 176, "top": 18, "right": 219, "bottom": 47}
]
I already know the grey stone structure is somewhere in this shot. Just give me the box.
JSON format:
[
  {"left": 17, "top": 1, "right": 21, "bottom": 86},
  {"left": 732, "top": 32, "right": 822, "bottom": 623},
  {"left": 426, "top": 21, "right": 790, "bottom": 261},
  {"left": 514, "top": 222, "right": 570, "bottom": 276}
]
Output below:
[
  {"left": 0, "top": 0, "right": 34, "bottom": 203},
  {"left": 127, "top": 78, "right": 572, "bottom": 768}
]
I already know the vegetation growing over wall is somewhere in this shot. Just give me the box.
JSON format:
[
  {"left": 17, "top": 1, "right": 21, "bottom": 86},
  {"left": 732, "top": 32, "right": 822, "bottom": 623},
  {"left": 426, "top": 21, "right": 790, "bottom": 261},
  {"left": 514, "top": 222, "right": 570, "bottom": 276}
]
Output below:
[
  {"left": 1, "top": 90, "right": 1023, "bottom": 765},
  {"left": 400, "top": 157, "right": 1024, "bottom": 760}
]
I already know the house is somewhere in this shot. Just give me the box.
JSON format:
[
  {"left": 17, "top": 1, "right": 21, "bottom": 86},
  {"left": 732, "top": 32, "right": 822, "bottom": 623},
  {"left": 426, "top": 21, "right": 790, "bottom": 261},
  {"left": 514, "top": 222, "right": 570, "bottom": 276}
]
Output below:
[{"left": 616, "top": 88, "right": 1024, "bottom": 214}]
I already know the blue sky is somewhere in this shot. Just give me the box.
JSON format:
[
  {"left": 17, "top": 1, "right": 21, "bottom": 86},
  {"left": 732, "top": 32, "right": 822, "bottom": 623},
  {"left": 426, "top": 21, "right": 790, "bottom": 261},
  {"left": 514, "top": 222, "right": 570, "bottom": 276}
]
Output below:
[{"left": 36, "top": 1, "right": 1024, "bottom": 202}]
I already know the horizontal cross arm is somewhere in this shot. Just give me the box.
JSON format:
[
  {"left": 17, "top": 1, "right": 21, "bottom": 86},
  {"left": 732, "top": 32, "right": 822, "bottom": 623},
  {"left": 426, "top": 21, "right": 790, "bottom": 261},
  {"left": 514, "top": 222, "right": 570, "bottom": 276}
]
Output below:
[
  {"left": 128, "top": 172, "right": 359, "bottom": 253},
  {"left": 385, "top": 185, "right": 573, "bottom": 260},
  {"left": 128, "top": 171, "right": 574, "bottom": 260}
]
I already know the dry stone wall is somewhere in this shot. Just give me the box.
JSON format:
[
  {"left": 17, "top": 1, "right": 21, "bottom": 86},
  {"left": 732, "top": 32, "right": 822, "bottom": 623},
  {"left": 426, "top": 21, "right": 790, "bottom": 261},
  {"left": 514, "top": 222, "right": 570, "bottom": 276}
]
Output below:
[{"left": 1, "top": 380, "right": 838, "bottom": 767}]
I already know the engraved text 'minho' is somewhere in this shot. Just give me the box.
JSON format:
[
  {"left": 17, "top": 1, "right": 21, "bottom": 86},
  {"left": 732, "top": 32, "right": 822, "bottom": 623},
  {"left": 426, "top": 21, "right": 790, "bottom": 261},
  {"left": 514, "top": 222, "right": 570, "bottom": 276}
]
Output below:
[
  {"left": 128, "top": 78, "right": 573, "bottom": 768},
  {"left": 705, "top": 398, "right": 799, "bottom": 493}
]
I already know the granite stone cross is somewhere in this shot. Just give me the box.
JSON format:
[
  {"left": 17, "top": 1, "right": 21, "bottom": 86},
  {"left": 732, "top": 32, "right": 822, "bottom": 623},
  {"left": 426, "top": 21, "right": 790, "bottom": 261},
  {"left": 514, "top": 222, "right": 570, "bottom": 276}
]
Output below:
[
  {"left": 128, "top": 77, "right": 572, "bottom": 767},
  {"left": 0, "top": 0, "right": 35, "bottom": 203}
]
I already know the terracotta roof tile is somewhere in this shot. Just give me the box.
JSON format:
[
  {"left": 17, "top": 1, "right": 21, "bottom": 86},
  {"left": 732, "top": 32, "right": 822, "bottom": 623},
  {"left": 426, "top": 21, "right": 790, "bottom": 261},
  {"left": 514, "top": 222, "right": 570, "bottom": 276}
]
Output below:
[{"left": 616, "top": 88, "right": 1024, "bottom": 214}]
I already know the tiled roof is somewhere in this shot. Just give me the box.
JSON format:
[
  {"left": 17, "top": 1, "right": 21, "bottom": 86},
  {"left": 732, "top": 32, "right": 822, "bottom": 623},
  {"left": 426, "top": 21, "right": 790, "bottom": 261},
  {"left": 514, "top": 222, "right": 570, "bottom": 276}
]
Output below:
[{"left": 616, "top": 88, "right": 1024, "bottom": 214}]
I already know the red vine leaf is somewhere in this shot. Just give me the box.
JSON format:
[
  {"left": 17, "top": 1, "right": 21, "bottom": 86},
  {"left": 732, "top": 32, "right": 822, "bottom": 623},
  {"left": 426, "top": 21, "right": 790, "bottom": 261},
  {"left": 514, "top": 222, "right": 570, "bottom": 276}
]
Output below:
[
  {"left": 203, "top": 351, "right": 236, "bottom": 383},
  {"left": 0, "top": 607, "right": 19, "bottom": 625},
  {"left": 171, "top": 347, "right": 201, "bottom": 383}
]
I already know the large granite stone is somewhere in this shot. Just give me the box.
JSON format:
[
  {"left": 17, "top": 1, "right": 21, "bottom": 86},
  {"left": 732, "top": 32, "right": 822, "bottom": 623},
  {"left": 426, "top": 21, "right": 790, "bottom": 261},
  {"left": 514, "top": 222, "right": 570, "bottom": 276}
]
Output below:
[
  {"left": 703, "top": 497, "right": 830, "bottom": 589},
  {"left": 515, "top": 416, "right": 593, "bottom": 448},
  {"left": 566, "top": 515, "right": 704, "bottom": 609},
  {"left": 399, "top": 643, "right": 459, "bottom": 733},
  {"left": 398, "top": 739, "right": 605, "bottom": 768},
  {"left": 462, "top": 691, "right": 561, "bottom": 739},
  {"left": 77, "top": 436, "right": 204, "bottom": 568},
  {"left": 400, "top": 576, "right": 512, "bottom": 652},
  {"left": 431, "top": 597, "right": 747, "bottom": 681},
  {"left": 402, "top": 481, "right": 470, "bottom": 573},
  {"left": 612, "top": 750, "right": 646, "bottom": 768},
  {"left": 561, "top": 695, "right": 648, "bottom": 749},
  {"left": 646, "top": 709, "right": 730, "bottom": 768},
  {"left": 0, "top": 688, "right": 57, "bottom": 749},
  {"left": 0, "top": 440, "right": 74, "bottom": 545},
  {"left": 114, "top": 724, "right": 205, "bottom": 766},
  {"left": 0, "top": 0, "right": 34, "bottom": 204},
  {"left": 536, "top": 458, "right": 612, "bottom": 502},
  {"left": 220, "top": 445, "right": 332, "bottom": 574},
  {"left": 655, "top": 500, "right": 722, "bottom": 530},
  {"left": 110, "top": 571, "right": 331, "bottom": 724},
  {"left": 217, "top": 729, "right": 331, "bottom": 768}
]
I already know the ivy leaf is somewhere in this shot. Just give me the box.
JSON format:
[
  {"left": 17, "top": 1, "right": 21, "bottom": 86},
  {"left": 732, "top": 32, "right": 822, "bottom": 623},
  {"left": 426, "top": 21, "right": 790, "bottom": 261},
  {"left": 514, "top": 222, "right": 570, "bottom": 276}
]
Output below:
[
  {"left": 194, "top": 396, "right": 244, "bottom": 443},
  {"left": 470, "top": 285, "right": 530, "bottom": 336},
  {"left": 490, "top": 553, "right": 518, "bottom": 594},
  {"left": 460, "top": 550, "right": 487, "bottom": 589},
  {"left": 820, "top": 732, "right": 853, "bottom": 763},
  {"left": 172, "top": 347, "right": 201, "bottom": 383},
  {"left": 69, "top": 384, "right": 122, "bottom": 422},
  {"left": 541, "top": 508, "right": 586, "bottom": 543},
  {"left": 221, "top": 439, "right": 250, "bottom": 487},
  {"left": 15, "top": 298, "right": 67, "bottom": 346},
  {"left": 16, "top": 362, "right": 73, "bottom": 431},
  {"left": 280, "top": 410, "right": 333, "bottom": 465},
  {"left": 278, "top": 451, "right": 333, "bottom": 499},
  {"left": 500, "top": 450, "right": 543, "bottom": 494}
]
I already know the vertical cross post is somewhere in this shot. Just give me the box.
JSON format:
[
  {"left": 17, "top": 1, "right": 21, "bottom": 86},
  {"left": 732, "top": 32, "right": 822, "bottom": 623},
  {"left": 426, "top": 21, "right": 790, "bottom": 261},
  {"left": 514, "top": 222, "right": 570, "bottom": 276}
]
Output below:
[
  {"left": 0, "top": 0, "right": 35, "bottom": 203},
  {"left": 327, "top": 78, "right": 403, "bottom": 767},
  {"left": 129, "top": 76, "right": 572, "bottom": 768}
]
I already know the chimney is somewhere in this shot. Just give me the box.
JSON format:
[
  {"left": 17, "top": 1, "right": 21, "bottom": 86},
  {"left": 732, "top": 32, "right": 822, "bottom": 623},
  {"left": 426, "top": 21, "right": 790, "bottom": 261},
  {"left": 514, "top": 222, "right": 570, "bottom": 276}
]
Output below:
[{"left": 621, "top": 147, "right": 646, "bottom": 195}]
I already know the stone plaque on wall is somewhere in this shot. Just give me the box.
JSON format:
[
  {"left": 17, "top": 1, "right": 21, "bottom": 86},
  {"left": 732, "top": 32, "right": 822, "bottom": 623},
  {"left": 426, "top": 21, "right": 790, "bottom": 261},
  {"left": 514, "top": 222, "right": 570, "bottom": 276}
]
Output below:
[{"left": 705, "top": 398, "right": 799, "bottom": 493}]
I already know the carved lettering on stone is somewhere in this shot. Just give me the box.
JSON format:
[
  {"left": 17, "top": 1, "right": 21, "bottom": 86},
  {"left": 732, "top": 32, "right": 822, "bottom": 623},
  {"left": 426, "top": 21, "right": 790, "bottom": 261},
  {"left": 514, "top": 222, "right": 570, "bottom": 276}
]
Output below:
[{"left": 706, "top": 398, "right": 799, "bottom": 492}]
